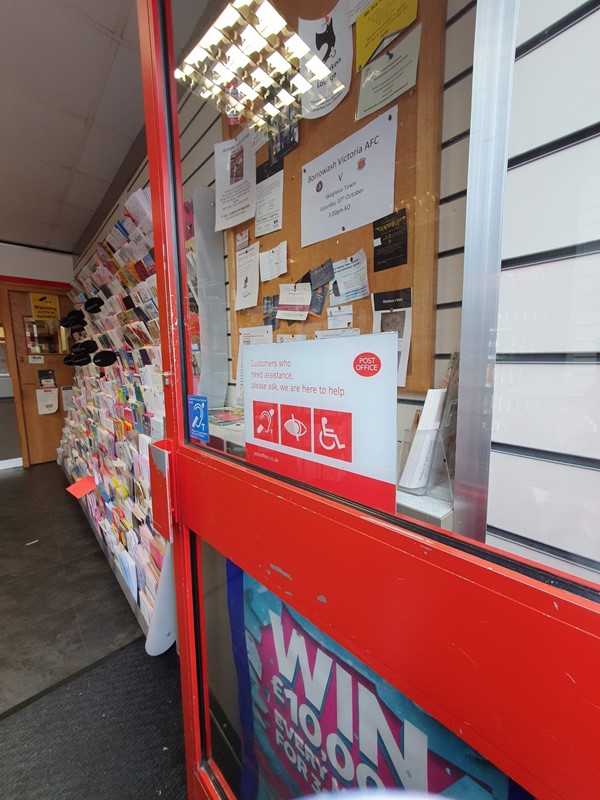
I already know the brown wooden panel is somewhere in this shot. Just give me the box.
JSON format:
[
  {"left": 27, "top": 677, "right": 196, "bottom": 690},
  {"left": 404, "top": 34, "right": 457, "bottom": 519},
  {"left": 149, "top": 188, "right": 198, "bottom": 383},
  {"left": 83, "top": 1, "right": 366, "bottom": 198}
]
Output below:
[
  {"left": 8, "top": 290, "right": 73, "bottom": 464},
  {"left": 224, "top": 1, "right": 445, "bottom": 393}
]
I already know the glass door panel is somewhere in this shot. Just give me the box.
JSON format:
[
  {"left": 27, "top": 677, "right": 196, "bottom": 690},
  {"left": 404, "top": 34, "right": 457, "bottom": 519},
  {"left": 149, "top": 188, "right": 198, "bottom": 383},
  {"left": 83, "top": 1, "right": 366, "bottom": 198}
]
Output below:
[
  {"left": 171, "top": 0, "right": 459, "bottom": 529},
  {"left": 196, "top": 539, "right": 535, "bottom": 800},
  {"left": 136, "top": 1, "right": 600, "bottom": 798}
]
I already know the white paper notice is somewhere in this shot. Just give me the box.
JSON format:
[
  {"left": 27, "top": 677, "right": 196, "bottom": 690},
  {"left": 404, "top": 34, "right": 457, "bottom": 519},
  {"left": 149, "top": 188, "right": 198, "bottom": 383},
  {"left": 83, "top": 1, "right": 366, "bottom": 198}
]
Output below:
[
  {"left": 235, "top": 243, "right": 260, "bottom": 311},
  {"left": 299, "top": 0, "right": 352, "bottom": 119},
  {"left": 350, "top": 0, "right": 375, "bottom": 25},
  {"left": 301, "top": 107, "right": 397, "bottom": 247},
  {"left": 327, "top": 305, "right": 353, "bottom": 329},
  {"left": 36, "top": 387, "right": 58, "bottom": 415},
  {"left": 236, "top": 325, "right": 273, "bottom": 403},
  {"left": 236, "top": 229, "right": 249, "bottom": 251},
  {"left": 61, "top": 386, "right": 75, "bottom": 410},
  {"left": 357, "top": 24, "right": 421, "bottom": 120},
  {"left": 259, "top": 241, "right": 288, "bottom": 283},
  {"left": 371, "top": 288, "right": 412, "bottom": 386},
  {"left": 253, "top": 127, "right": 269, "bottom": 153},
  {"left": 276, "top": 334, "right": 307, "bottom": 343},
  {"left": 315, "top": 328, "right": 360, "bottom": 339},
  {"left": 329, "top": 248, "right": 369, "bottom": 304},
  {"left": 255, "top": 161, "right": 284, "bottom": 238},
  {"left": 214, "top": 128, "right": 256, "bottom": 231},
  {"left": 276, "top": 284, "right": 312, "bottom": 321}
]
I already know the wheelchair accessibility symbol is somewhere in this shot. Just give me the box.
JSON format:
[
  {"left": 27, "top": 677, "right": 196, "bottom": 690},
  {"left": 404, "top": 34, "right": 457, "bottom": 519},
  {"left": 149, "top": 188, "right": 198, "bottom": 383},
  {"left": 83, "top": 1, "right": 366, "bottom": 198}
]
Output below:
[
  {"left": 319, "top": 416, "right": 345, "bottom": 451},
  {"left": 313, "top": 408, "right": 352, "bottom": 463}
]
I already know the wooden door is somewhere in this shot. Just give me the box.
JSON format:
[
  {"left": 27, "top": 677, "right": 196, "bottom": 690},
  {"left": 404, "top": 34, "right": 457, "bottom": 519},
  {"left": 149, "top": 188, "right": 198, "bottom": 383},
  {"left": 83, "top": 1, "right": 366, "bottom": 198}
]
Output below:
[{"left": 8, "top": 290, "right": 73, "bottom": 464}]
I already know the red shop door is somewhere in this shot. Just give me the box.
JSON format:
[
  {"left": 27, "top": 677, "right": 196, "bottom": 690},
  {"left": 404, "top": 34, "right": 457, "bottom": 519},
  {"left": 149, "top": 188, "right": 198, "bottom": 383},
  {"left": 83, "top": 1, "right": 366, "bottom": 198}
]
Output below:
[{"left": 137, "top": 1, "right": 600, "bottom": 799}]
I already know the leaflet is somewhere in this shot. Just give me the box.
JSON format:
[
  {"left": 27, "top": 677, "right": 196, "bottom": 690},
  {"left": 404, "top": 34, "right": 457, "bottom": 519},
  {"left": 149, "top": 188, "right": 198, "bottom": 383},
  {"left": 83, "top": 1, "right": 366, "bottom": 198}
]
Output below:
[
  {"left": 329, "top": 248, "right": 369, "bottom": 304},
  {"left": 259, "top": 241, "right": 288, "bottom": 283},
  {"left": 255, "top": 161, "right": 283, "bottom": 237},
  {"left": 357, "top": 24, "right": 421, "bottom": 120},
  {"left": 235, "top": 242, "right": 260, "bottom": 311},
  {"left": 371, "top": 287, "right": 412, "bottom": 386},
  {"left": 276, "top": 284, "right": 312, "bottom": 321},
  {"left": 214, "top": 128, "right": 256, "bottom": 231}
]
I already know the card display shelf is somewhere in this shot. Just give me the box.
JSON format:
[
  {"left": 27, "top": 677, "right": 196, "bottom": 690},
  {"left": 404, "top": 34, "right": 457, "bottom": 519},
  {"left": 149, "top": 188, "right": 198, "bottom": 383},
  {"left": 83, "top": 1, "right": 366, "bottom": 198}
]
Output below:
[
  {"left": 62, "top": 464, "right": 176, "bottom": 653},
  {"left": 58, "top": 187, "right": 176, "bottom": 655}
]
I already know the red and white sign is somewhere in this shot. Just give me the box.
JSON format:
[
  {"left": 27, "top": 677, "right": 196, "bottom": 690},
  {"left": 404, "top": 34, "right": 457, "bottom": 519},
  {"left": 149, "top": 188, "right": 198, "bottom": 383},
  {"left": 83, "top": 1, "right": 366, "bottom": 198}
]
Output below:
[{"left": 243, "top": 333, "right": 397, "bottom": 512}]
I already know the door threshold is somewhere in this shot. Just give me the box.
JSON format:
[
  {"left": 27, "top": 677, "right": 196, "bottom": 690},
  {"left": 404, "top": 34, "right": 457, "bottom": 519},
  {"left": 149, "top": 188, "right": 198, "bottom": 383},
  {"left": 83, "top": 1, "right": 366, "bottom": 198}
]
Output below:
[{"left": 0, "top": 457, "right": 23, "bottom": 471}]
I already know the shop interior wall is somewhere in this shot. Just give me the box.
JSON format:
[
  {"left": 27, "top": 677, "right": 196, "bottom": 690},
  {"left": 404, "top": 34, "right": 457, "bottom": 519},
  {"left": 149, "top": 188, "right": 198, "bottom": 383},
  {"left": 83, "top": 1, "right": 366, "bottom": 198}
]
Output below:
[
  {"left": 485, "top": 0, "right": 600, "bottom": 585},
  {"left": 0, "top": 242, "right": 74, "bottom": 283},
  {"left": 72, "top": 0, "right": 475, "bottom": 739},
  {"left": 0, "top": 244, "right": 73, "bottom": 467}
]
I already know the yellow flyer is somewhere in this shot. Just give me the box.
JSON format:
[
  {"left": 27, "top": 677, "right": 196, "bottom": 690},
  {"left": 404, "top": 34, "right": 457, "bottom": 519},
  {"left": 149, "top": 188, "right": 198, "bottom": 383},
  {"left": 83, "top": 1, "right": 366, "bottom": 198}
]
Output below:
[
  {"left": 30, "top": 293, "right": 60, "bottom": 320},
  {"left": 355, "top": 0, "right": 418, "bottom": 72}
]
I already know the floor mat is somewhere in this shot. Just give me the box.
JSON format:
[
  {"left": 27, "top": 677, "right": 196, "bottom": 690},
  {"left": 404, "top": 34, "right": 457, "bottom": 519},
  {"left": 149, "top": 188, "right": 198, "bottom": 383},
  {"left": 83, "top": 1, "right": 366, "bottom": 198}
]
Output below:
[{"left": 0, "top": 638, "right": 187, "bottom": 800}]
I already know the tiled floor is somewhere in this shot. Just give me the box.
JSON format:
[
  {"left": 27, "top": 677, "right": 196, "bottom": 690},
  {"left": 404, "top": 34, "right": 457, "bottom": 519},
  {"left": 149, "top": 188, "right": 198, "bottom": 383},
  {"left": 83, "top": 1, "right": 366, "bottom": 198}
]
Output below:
[{"left": 0, "top": 463, "right": 142, "bottom": 714}]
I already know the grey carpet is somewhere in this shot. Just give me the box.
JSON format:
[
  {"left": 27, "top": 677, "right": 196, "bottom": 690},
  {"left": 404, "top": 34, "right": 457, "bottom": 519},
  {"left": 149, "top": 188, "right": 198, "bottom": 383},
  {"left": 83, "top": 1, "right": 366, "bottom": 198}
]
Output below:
[{"left": 0, "top": 638, "right": 187, "bottom": 800}]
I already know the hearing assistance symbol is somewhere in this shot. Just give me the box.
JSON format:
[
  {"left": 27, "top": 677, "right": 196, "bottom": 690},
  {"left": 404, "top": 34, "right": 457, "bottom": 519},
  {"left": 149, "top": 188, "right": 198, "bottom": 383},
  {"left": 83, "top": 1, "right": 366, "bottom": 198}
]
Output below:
[{"left": 188, "top": 394, "right": 209, "bottom": 442}]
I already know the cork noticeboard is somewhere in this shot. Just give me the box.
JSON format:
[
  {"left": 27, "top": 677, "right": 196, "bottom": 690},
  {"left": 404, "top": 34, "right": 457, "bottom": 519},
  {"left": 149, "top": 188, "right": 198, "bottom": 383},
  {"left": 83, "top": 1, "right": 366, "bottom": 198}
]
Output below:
[{"left": 224, "top": 0, "right": 445, "bottom": 394}]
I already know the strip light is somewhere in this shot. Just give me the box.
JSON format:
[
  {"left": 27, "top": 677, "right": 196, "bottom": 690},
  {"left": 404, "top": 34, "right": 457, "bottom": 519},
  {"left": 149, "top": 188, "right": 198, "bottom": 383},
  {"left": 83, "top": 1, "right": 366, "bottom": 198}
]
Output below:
[{"left": 174, "top": 0, "right": 344, "bottom": 131}]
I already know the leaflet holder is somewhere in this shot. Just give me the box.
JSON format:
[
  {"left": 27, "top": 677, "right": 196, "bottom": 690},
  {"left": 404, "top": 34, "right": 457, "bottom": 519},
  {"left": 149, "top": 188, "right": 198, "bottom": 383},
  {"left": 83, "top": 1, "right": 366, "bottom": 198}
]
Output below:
[{"left": 398, "top": 427, "right": 453, "bottom": 501}]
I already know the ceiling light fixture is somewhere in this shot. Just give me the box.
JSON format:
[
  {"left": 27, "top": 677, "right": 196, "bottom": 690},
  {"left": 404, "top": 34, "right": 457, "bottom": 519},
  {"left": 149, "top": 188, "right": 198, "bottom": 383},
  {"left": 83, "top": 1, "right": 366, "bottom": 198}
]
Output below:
[{"left": 174, "top": 0, "right": 344, "bottom": 131}]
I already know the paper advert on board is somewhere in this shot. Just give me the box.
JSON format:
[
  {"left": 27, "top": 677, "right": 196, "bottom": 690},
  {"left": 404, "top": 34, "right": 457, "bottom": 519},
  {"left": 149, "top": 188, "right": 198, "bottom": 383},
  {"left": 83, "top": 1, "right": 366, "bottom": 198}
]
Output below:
[
  {"left": 355, "top": 0, "right": 418, "bottom": 71},
  {"left": 276, "top": 284, "right": 312, "bottom": 321},
  {"left": 310, "top": 258, "right": 335, "bottom": 289},
  {"left": 301, "top": 107, "right": 397, "bottom": 247},
  {"left": 259, "top": 241, "right": 287, "bottom": 282},
  {"left": 329, "top": 248, "right": 369, "bottom": 304},
  {"left": 371, "top": 288, "right": 412, "bottom": 386},
  {"left": 255, "top": 160, "right": 283, "bottom": 237},
  {"left": 349, "top": 0, "right": 374, "bottom": 25},
  {"left": 299, "top": 0, "right": 352, "bottom": 119},
  {"left": 236, "top": 229, "right": 249, "bottom": 251},
  {"left": 373, "top": 208, "right": 408, "bottom": 271},
  {"left": 357, "top": 24, "right": 421, "bottom": 119},
  {"left": 276, "top": 334, "right": 307, "bottom": 343},
  {"left": 235, "top": 242, "right": 259, "bottom": 311},
  {"left": 236, "top": 325, "right": 273, "bottom": 404},
  {"left": 315, "top": 327, "right": 360, "bottom": 338},
  {"left": 327, "top": 304, "right": 353, "bottom": 329},
  {"left": 214, "top": 128, "right": 256, "bottom": 231},
  {"left": 252, "top": 127, "right": 269, "bottom": 153},
  {"left": 36, "top": 387, "right": 58, "bottom": 415}
]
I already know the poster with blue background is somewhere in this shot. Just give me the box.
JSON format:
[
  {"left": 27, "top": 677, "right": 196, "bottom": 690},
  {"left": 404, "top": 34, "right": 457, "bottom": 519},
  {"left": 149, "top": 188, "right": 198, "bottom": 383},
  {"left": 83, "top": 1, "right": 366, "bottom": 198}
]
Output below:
[{"left": 227, "top": 563, "right": 535, "bottom": 800}]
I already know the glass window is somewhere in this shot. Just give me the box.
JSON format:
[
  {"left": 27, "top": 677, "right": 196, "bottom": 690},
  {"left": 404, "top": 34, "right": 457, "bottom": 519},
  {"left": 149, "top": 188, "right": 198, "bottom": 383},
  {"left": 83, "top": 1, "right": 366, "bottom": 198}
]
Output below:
[
  {"left": 165, "top": 0, "right": 600, "bottom": 593},
  {"left": 197, "top": 540, "right": 536, "bottom": 799},
  {"left": 24, "top": 318, "right": 68, "bottom": 354}
]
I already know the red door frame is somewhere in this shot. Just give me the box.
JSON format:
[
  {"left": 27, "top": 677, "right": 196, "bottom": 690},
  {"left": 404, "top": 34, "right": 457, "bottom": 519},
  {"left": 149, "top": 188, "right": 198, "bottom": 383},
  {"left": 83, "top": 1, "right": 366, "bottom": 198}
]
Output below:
[{"left": 136, "top": 2, "right": 600, "bottom": 799}]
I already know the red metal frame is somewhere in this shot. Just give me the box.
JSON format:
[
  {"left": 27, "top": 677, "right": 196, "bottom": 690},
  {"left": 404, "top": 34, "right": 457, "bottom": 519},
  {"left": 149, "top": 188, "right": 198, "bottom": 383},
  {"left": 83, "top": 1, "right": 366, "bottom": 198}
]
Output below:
[{"left": 136, "top": 2, "right": 600, "bottom": 799}]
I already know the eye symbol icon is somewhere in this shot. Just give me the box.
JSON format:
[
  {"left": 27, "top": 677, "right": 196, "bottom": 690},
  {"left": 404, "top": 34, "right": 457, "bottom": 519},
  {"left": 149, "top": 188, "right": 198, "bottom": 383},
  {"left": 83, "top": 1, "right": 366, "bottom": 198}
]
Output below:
[{"left": 283, "top": 414, "right": 307, "bottom": 441}]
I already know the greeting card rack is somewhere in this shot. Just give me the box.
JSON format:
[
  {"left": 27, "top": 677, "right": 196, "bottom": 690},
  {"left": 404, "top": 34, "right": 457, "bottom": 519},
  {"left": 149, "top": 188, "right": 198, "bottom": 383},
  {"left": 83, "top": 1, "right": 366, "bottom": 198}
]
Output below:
[{"left": 58, "top": 188, "right": 176, "bottom": 656}]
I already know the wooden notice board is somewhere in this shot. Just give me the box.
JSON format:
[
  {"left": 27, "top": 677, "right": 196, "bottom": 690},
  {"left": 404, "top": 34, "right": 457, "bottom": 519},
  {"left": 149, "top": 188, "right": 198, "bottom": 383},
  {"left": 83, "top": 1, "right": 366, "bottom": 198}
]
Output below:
[{"left": 225, "top": 0, "right": 445, "bottom": 394}]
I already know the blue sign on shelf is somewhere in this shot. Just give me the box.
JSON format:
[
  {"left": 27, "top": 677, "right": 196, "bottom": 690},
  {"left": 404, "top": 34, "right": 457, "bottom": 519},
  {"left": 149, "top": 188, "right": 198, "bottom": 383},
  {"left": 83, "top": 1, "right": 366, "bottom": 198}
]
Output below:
[{"left": 188, "top": 394, "right": 209, "bottom": 442}]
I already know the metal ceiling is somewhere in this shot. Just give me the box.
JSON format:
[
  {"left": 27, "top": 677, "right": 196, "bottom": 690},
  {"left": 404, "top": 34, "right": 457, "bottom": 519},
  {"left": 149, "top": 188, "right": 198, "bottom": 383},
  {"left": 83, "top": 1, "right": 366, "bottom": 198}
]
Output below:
[{"left": 0, "top": 0, "right": 203, "bottom": 256}]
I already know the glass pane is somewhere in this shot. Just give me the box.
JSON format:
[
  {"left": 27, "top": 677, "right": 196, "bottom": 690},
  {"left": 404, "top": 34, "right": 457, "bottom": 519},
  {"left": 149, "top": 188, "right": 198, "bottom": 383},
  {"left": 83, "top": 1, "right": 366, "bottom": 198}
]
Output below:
[
  {"left": 197, "top": 540, "right": 535, "bottom": 799},
  {"left": 171, "top": 0, "right": 462, "bottom": 528},
  {"left": 24, "top": 318, "right": 67, "bottom": 354},
  {"left": 165, "top": 0, "right": 600, "bottom": 592},
  {"left": 483, "top": 3, "right": 600, "bottom": 588}
]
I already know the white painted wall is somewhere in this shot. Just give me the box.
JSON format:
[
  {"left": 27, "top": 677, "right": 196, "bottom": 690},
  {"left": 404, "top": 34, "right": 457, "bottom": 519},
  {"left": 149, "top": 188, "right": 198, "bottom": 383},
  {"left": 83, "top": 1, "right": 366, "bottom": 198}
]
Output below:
[{"left": 0, "top": 242, "right": 74, "bottom": 283}]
